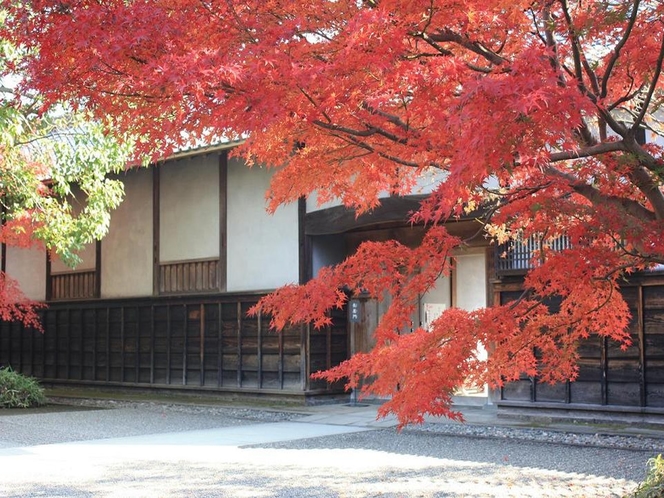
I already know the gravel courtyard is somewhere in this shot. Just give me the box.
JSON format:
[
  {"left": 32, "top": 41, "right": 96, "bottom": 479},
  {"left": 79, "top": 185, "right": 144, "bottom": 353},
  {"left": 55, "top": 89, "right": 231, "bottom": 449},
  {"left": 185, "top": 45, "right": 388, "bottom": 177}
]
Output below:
[{"left": 0, "top": 401, "right": 658, "bottom": 497}]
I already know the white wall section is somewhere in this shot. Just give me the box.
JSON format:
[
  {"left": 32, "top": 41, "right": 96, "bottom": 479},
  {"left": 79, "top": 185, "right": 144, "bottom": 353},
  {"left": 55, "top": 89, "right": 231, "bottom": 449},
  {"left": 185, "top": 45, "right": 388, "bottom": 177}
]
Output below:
[
  {"left": 226, "top": 158, "right": 299, "bottom": 291},
  {"left": 101, "top": 167, "right": 153, "bottom": 298}
]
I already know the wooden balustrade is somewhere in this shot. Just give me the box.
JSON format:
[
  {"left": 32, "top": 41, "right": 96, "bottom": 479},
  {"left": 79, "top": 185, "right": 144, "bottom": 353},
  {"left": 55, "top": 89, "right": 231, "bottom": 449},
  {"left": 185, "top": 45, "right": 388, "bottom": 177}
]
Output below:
[
  {"left": 50, "top": 270, "right": 97, "bottom": 300},
  {"left": 159, "top": 258, "right": 220, "bottom": 294},
  {"left": 495, "top": 235, "right": 571, "bottom": 275}
]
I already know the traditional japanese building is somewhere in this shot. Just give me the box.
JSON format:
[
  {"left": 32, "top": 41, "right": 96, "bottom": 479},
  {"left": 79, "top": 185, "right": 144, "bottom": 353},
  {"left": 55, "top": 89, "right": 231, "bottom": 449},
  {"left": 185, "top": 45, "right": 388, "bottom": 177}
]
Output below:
[{"left": 1, "top": 141, "right": 662, "bottom": 423}]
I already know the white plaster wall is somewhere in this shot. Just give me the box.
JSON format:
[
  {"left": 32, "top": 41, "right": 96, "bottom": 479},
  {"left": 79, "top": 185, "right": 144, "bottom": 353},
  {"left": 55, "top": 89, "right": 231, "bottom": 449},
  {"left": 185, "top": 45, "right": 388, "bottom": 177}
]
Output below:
[
  {"left": 5, "top": 246, "right": 46, "bottom": 301},
  {"left": 226, "top": 158, "right": 299, "bottom": 291},
  {"left": 454, "top": 250, "right": 487, "bottom": 311},
  {"left": 50, "top": 243, "right": 96, "bottom": 273},
  {"left": 160, "top": 154, "right": 220, "bottom": 262},
  {"left": 454, "top": 249, "right": 488, "bottom": 366},
  {"left": 101, "top": 168, "right": 153, "bottom": 298}
]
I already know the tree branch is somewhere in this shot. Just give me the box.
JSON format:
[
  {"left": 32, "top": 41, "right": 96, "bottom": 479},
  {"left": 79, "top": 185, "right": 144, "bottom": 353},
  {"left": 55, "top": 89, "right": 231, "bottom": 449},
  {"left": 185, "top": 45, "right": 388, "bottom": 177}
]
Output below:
[
  {"left": 633, "top": 25, "right": 664, "bottom": 129},
  {"left": 548, "top": 141, "right": 625, "bottom": 162},
  {"left": 427, "top": 29, "right": 507, "bottom": 66},
  {"left": 543, "top": 165, "right": 656, "bottom": 221},
  {"left": 600, "top": 0, "right": 642, "bottom": 99}
]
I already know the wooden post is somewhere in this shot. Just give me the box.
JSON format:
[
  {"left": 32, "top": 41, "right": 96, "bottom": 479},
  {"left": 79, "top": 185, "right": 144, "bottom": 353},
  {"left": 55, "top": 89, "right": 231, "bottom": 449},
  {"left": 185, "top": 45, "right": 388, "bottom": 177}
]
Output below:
[
  {"left": 236, "top": 301, "right": 242, "bottom": 387},
  {"left": 217, "top": 302, "right": 223, "bottom": 388},
  {"left": 150, "top": 306, "right": 155, "bottom": 384},
  {"left": 166, "top": 305, "right": 172, "bottom": 385},
  {"left": 638, "top": 285, "right": 646, "bottom": 407},
  {"left": 200, "top": 304, "right": 205, "bottom": 387},
  {"left": 182, "top": 304, "right": 188, "bottom": 386}
]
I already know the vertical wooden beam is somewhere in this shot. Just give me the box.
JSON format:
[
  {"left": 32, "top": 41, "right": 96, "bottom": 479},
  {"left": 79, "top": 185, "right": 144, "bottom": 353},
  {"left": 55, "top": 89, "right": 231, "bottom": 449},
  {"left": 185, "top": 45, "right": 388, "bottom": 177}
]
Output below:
[
  {"left": 105, "top": 308, "right": 110, "bottom": 382},
  {"left": 152, "top": 165, "right": 160, "bottom": 296},
  {"left": 257, "top": 310, "right": 263, "bottom": 388},
  {"left": 219, "top": 152, "right": 228, "bottom": 292},
  {"left": 301, "top": 324, "right": 309, "bottom": 391},
  {"left": 278, "top": 325, "right": 284, "bottom": 390},
  {"left": 92, "top": 309, "right": 97, "bottom": 381},
  {"left": 95, "top": 240, "right": 102, "bottom": 298},
  {"left": 236, "top": 301, "right": 242, "bottom": 387},
  {"left": 150, "top": 306, "right": 155, "bottom": 384},
  {"left": 1, "top": 202, "right": 6, "bottom": 276},
  {"left": 45, "top": 253, "right": 52, "bottom": 301},
  {"left": 200, "top": 304, "right": 205, "bottom": 387},
  {"left": 485, "top": 247, "right": 494, "bottom": 307},
  {"left": 450, "top": 256, "right": 457, "bottom": 309},
  {"left": 166, "top": 305, "right": 172, "bottom": 385},
  {"left": 565, "top": 380, "right": 571, "bottom": 404},
  {"left": 52, "top": 311, "right": 58, "bottom": 378},
  {"left": 79, "top": 309, "right": 84, "bottom": 380},
  {"left": 182, "top": 305, "right": 188, "bottom": 386},
  {"left": 298, "top": 197, "right": 307, "bottom": 284},
  {"left": 41, "top": 310, "right": 46, "bottom": 378},
  {"left": 120, "top": 307, "right": 125, "bottom": 383},
  {"left": 17, "top": 321, "right": 23, "bottom": 372},
  {"left": 28, "top": 321, "right": 35, "bottom": 376},
  {"left": 66, "top": 309, "right": 71, "bottom": 379},
  {"left": 217, "top": 302, "right": 223, "bottom": 388},
  {"left": 135, "top": 307, "right": 140, "bottom": 383},
  {"left": 638, "top": 285, "right": 646, "bottom": 407},
  {"left": 326, "top": 326, "right": 332, "bottom": 371},
  {"left": 601, "top": 336, "right": 608, "bottom": 405}
]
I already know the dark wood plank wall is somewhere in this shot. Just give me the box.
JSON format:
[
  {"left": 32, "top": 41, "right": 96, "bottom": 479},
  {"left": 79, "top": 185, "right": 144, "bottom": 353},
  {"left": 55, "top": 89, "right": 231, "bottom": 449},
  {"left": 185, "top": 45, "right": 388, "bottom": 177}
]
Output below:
[
  {"left": 498, "top": 282, "right": 664, "bottom": 409},
  {"left": 0, "top": 294, "right": 349, "bottom": 395}
]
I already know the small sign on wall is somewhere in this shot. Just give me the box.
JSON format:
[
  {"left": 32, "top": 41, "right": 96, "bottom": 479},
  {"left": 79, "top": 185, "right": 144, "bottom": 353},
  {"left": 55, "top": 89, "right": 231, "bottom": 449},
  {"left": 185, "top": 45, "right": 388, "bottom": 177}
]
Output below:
[
  {"left": 349, "top": 299, "right": 361, "bottom": 323},
  {"left": 423, "top": 303, "right": 446, "bottom": 331}
]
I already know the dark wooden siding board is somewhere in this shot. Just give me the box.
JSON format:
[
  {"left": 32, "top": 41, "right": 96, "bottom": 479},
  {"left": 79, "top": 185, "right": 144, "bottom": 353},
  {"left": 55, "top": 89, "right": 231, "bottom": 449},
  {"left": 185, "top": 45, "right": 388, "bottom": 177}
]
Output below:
[
  {"left": 150, "top": 306, "right": 155, "bottom": 384},
  {"left": 66, "top": 309, "right": 71, "bottom": 379},
  {"left": 182, "top": 305, "right": 188, "bottom": 386},
  {"left": 236, "top": 301, "right": 242, "bottom": 387},
  {"left": 105, "top": 308, "right": 110, "bottom": 381},
  {"left": 257, "top": 311, "right": 263, "bottom": 388},
  {"left": 95, "top": 240, "right": 102, "bottom": 298},
  {"left": 199, "top": 304, "right": 205, "bottom": 387},
  {"left": 120, "top": 307, "right": 125, "bottom": 383},
  {"left": 166, "top": 305, "right": 172, "bottom": 385},
  {"left": 41, "top": 313, "right": 46, "bottom": 378},
  {"left": 0, "top": 294, "right": 350, "bottom": 397},
  {"left": 79, "top": 308, "right": 84, "bottom": 380},
  {"left": 279, "top": 325, "right": 284, "bottom": 389},
  {"left": 217, "top": 302, "right": 223, "bottom": 388},
  {"left": 302, "top": 324, "right": 309, "bottom": 391}
]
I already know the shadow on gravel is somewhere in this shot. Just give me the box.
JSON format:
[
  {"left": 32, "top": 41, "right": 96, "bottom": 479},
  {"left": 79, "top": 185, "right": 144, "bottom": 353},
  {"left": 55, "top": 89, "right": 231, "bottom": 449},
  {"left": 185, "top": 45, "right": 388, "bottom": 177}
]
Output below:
[{"left": 0, "top": 404, "right": 105, "bottom": 417}]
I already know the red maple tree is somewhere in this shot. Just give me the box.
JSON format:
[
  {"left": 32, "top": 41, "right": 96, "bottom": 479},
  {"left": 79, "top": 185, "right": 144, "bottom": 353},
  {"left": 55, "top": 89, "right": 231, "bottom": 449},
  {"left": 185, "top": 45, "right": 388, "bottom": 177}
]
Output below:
[{"left": 5, "top": 0, "right": 664, "bottom": 424}]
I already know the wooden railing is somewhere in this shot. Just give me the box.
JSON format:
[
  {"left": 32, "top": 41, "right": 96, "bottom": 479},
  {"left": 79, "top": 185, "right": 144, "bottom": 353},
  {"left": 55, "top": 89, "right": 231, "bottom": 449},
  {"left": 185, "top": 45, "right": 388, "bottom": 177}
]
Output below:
[
  {"left": 50, "top": 270, "right": 97, "bottom": 300},
  {"left": 159, "top": 258, "right": 220, "bottom": 294},
  {"left": 495, "top": 235, "right": 571, "bottom": 275}
]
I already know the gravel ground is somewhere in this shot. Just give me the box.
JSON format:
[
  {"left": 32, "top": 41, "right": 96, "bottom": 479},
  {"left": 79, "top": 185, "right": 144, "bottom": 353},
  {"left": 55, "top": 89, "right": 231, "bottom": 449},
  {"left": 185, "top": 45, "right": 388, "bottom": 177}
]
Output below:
[
  {"left": 257, "top": 430, "right": 653, "bottom": 497},
  {"left": 0, "top": 398, "right": 303, "bottom": 448},
  {"left": 409, "top": 422, "right": 664, "bottom": 452},
  {"left": 0, "top": 399, "right": 659, "bottom": 497}
]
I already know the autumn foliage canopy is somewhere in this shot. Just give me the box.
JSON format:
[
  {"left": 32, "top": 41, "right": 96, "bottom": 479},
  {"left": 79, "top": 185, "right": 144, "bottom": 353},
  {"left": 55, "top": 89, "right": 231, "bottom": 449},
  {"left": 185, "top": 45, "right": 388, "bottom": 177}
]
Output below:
[{"left": 3, "top": 0, "right": 664, "bottom": 424}]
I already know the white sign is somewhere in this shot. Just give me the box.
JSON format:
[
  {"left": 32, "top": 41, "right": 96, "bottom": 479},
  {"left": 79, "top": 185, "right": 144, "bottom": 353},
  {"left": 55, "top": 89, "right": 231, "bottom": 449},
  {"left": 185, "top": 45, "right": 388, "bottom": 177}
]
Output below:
[{"left": 423, "top": 303, "right": 446, "bottom": 331}]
